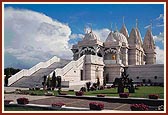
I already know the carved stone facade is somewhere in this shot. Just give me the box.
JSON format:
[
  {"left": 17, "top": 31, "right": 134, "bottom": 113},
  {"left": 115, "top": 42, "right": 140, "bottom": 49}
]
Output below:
[{"left": 72, "top": 23, "right": 157, "bottom": 83}]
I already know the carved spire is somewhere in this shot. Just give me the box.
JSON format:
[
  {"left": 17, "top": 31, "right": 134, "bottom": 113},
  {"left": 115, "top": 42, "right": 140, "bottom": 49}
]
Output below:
[{"left": 120, "top": 16, "right": 129, "bottom": 38}]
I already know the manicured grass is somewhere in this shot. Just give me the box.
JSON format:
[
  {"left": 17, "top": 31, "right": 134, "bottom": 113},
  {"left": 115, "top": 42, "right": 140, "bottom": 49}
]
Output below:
[
  {"left": 85, "top": 86, "right": 164, "bottom": 99},
  {"left": 8, "top": 86, "right": 164, "bottom": 99}
]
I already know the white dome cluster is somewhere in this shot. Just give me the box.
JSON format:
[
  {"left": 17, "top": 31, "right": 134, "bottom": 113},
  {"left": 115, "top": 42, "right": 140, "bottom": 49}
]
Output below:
[{"left": 105, "top": 31, "right": 128, "bottom": 45}]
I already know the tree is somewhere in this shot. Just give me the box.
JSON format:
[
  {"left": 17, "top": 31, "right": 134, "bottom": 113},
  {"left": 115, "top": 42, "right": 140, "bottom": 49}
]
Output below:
[
  {"left": 57, "top": 76, "right": 61, "bottom": 89},
  {"left": 51, "top": 71, "right": 57, "bottom": 90},
  {"left": 114, "top": 67, "right": 135, "bottom": 93},
  {"left": 86, "top": 82, "right": 91, "bottom": 92},
  {"left": 42, "top": 75, "right": 47, "bottom": 90},
  {"left": 4, "top": 67, "right": 21, "bottom": 86}
]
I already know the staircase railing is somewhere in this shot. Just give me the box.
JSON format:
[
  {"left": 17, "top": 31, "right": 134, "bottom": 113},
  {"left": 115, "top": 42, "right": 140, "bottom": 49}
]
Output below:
[
  {"left": 51, "top": 55, "right": 85, "bottom": 78},
  {"left": 8, "top": 56, "right": 60, "bottom": 86}
]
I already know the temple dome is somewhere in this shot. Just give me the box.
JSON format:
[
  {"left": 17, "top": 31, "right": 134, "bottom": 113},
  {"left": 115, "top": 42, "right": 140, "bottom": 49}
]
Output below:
[
  {"left": 113, "top": 31, "right": 128, "bottom": 44},
  {"left": 105, "top": 31, "right": 128, "bottom": 45},
  {"left": 106, "top": 31, "right": 117, "bottom": 42},
  {"left": 83, "top": 31, "right": 98, "bottom": 40}
]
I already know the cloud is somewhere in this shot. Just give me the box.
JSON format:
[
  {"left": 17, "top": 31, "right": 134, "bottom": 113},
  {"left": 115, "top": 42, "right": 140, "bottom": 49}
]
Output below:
[
  {"left": 156, "top": 14, "right": 164, "bottom": 20},
  {"left": 156, "top": 24, "right": 164, "bottom": 27},
  {"left": 4, "top": 7, "right": 73, "bottom": 68},
  {"left": 69, "top": 33, "right": 84, "bottom": 39},
  {"left": 153, "top": 32, "right": 164, "bottom": 44},
  {"left": 93, "top": 28, "right": 111, "bottom": 42},
  {"left": 144, "top": 25, "right": 151, "bottom": 29},
  {"left": 155, "top": 46, "right": 164, "bottom": 64}
]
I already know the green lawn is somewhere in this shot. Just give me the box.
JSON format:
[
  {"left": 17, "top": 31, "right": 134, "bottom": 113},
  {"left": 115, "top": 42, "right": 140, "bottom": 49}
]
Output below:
[
  {"left": 6, "top": 86, "right": 164, "bottom": 99},
  {"left": 84, "top": 86, "right": 164, "bottom": 99}
]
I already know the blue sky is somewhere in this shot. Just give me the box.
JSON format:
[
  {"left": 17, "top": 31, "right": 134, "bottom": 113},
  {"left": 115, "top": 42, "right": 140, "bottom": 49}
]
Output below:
[{"left": 4, "top": 3, "right": 164, "bottom": 68}]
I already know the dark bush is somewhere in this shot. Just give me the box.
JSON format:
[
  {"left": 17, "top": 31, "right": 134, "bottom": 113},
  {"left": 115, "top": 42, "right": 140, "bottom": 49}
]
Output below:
[
  {"left": 75, "top": 91, "right": 84, "bottom": 96},
  {"left": 99, "top": 86, "right": 105, "bottom": 90},
  {"left": 90, "top": 86, "right": 96, "bottom": 91},
  {"left": 86, "top": 82, "right": 91, "bottom": 91},
  {"left": 80, "top": 87, "right": 86, "bottom": 92},
  {"left": 119, "top": 93, "right": 129, "bottom": 98}
]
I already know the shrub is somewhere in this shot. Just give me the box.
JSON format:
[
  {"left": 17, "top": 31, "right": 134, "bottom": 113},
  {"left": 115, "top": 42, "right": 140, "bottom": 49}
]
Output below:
[
  {"left": 99, "top": 86, "right": 105, "bottom": 90},
  {"left": 107, "top": 86, "right": 111, "bottom": 89},
  {"left": 90, "top": 86, "right": 96, "bottom": 91},
  {"left": 80, "top": 87, "right": 86, "bottom": 92},
  {"left": 52, "top": 102, "right": 65, "bottom": 107},
  {"left": 97, "top": 94, "right": 105, "bottom": 97},
  {"left": 35, "top": 87, "right": 40, "bottom": 90},
  {"left": 17, "top": 97, "right": 29, "bottom": 104},
  {"left": 119, "top": 93, "right": 129, "bottom": 98},
  {"left": 148, "top": 94, "right": 159, "bottom": 99},
  {"left": 89, "top": 102, "right": 104, "bottom": 110},
  {"left": 86, "top": 82, "right": 91, "bottom": 91},
  {"left": 130, "top": 103, "right": 149, "bottom": 111},
  {"left": 75, "top": 91, "right": 83, "bottom": 96}
]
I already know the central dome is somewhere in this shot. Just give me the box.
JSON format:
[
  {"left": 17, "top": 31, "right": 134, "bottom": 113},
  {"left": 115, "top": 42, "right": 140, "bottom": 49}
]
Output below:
[
  {"left": 105, "top": 31, "right": 128, "bottom": 45},
  {"left": 83, "top": 31, "right": 98, "bottom": 40}
]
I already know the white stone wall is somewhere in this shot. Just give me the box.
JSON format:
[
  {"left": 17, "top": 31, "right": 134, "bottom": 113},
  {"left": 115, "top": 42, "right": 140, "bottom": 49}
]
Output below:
[
  {"left": 127, "top": 64, "right": 164, "bottom": 83},
  {"left": 104, "top": 65, "right": 122, "bottom": 82}
]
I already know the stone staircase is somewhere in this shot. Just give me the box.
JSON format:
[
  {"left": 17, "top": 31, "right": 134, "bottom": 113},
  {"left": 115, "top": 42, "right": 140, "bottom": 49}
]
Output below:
[{"left": 10, "top": 59, "right": 71, "bottom": 88}]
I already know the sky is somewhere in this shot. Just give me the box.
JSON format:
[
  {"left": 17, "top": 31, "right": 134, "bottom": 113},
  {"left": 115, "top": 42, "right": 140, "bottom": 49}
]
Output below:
[{"left": 4, "top": 3, "right": 165, "bottom": 69}]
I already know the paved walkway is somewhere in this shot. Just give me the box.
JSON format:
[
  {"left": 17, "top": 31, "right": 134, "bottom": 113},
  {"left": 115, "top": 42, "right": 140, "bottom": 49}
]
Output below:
[{"left": 4, "top": 94, "right": 131, "bottom": 111}]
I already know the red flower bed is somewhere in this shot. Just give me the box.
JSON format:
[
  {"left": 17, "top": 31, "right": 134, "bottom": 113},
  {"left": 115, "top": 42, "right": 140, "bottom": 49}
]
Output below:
[
  {"left": 89, "top": 102, "right": 104, "bottom": 110},
  {"left": 17, "top": 97, "right": 29, "bottom": 104},
  {"left": 130, "top": 103, "right": 149, "bottom": 111},
  {"left": 119, "top": 93, "right": 129, "bottom": 98},
  {"left": 97, "top": 94, "right": 105, "bottom": 97},
  {"left": 75, "top": 91, "right": 83, "bottom": 96},
  {"left": 52, "top": 102, "right": 65, "bottom": 107},
  {"left": 148, "top": 94, "right": 159, "bottom": 99}
]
